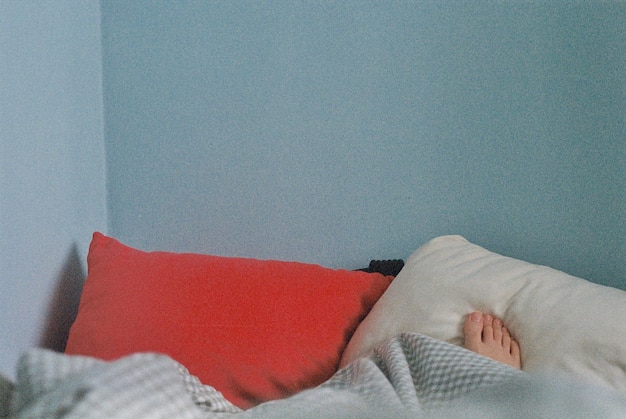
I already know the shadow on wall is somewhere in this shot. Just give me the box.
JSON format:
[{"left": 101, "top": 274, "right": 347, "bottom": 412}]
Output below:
[{"left": 39, "top": 244, "right": 85, "bottom": 352}]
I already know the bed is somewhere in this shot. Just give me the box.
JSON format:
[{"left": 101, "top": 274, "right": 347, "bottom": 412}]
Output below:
[{"left": 3, "top": 233, "right": 626, "bottom": 417}]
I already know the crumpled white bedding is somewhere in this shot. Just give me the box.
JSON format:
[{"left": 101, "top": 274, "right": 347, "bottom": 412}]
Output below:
[{"left": 3, "top": 333, "right": 626, "bottom": 418}]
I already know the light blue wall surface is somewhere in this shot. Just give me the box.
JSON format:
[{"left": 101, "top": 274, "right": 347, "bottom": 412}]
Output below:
[
  {"left": 102, "top": 1, "right": 624, "bottom": 287},
  {"left": 0, "top": 1, "right": 107, "bottom": 377}
]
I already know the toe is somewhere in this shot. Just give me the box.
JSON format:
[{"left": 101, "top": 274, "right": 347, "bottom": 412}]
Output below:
[
  {"left": 501, "top": 326, "right": 511, "bottom": 347},
  {"left": 482, "top": 314, "right": 494, "bottom": 343},
  {"left": 464, "top": 311, "right": 484, "bottom": 350},
  {"left": 510, "top": 339, "right": 522, "bottom": 368},
  {"left": 493, "top": 318, "right": 503, "bottom": 344}
]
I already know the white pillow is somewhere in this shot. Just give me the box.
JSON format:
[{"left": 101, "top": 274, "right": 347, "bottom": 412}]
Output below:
[{"left": 341, "top": 235, "right": 626, "bottom": 392}]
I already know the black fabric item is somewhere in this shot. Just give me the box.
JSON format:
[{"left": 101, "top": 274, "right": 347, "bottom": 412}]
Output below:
[{"left": 357, "top": 260, "right": 404, "bottom": 277}]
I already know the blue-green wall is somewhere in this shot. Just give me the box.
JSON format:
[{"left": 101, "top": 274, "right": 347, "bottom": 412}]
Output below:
[
  {"left": 103, "top": 1, "right": 624, "bottom": 286},
  {"left": 1, "top": 0, "right": 624, "bottom": 379}
]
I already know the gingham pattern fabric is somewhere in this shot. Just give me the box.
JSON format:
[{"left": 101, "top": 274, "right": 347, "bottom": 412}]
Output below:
[
  {"left": 5, "top": 333, "right": 626, "bottom": 418},
  {"left": 9, "top": 351, "right": 241, "bottom": 418},
  {"left": 384, "top": 332, "right": 523, "bottom": 408}
]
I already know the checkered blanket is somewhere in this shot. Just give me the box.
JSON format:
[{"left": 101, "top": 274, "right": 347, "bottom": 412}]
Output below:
[{"left": 4, "top": 333, "right": 626, "bottom": 418}]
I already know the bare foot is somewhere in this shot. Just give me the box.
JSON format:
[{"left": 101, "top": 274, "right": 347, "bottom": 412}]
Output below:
[{"left": 463, "top": 311, "right": 521, "bottom": 369}]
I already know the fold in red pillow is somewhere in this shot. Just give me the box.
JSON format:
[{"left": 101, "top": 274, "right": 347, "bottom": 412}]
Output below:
[{"left": 66, "top": 233, "right": 393, "bottom": 408}]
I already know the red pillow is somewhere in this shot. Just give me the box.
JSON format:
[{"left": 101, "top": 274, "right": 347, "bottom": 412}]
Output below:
[{"left": 66, "top": 233, "right": 392, "bottom": 408}]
